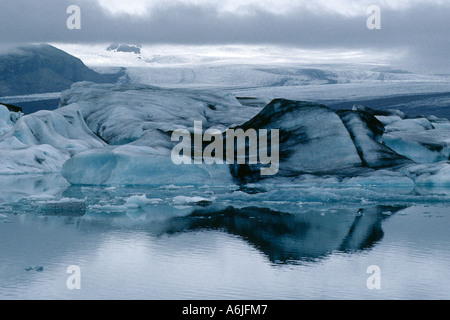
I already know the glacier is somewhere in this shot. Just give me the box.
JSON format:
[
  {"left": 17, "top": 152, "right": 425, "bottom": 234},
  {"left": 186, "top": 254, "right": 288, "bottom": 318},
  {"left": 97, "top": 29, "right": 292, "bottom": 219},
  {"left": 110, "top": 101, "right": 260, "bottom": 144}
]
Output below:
[{"left": 0, "top": 82, "right": 449, "bottom": 192}]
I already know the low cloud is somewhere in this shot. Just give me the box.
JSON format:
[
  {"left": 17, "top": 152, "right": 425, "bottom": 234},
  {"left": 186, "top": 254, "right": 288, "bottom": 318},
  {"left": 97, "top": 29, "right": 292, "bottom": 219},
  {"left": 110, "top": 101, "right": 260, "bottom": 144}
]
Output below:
[{"left": 0, "top": 0, "right": 448, "bottom": 72}]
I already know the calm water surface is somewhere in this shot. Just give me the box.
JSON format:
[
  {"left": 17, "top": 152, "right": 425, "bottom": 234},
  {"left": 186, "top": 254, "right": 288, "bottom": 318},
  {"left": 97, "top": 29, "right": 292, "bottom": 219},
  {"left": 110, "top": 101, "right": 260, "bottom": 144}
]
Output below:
[{"left": 0, "top": 177, "right": 449, "bottom": 300}]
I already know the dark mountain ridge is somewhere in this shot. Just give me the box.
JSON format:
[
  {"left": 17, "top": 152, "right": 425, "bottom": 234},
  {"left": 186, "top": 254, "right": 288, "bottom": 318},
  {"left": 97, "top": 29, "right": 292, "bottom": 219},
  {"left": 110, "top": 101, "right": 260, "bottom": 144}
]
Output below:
[{"left": 0, "top": 44, "right": 124, "bottom": 97}]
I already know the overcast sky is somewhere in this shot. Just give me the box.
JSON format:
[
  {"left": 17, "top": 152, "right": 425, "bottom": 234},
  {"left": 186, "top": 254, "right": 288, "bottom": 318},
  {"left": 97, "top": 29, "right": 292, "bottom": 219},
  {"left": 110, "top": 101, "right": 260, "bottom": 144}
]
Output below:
[{"left": 0, "top": 0, "right": 449, "bottom": 72}]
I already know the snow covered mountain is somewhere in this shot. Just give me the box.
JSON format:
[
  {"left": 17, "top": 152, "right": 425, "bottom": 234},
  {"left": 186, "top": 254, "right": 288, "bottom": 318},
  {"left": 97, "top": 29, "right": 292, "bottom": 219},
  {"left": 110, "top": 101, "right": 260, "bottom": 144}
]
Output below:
[{"left": 107, "top": 43, "right": 142, "bottom": 55}]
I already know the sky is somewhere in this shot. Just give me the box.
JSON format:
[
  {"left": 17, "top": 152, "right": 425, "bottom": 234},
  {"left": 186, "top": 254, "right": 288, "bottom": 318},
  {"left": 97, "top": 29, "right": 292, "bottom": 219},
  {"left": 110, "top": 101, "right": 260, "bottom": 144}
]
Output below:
[{"left": 0, "top": 0, "right": 449, "bottom": 72}]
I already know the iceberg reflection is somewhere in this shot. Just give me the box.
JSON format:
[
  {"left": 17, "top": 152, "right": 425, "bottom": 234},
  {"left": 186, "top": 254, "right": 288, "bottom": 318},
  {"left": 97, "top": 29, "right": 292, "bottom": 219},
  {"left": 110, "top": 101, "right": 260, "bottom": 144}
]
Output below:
[{"left": 159, "top": 205, "right": 406, "bottom": 264}]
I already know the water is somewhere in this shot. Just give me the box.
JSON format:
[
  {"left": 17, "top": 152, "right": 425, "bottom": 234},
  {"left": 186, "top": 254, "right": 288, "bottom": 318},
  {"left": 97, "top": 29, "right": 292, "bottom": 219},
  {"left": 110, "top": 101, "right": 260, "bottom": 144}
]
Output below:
[
  {"left": 0, "top": 93, "right": 61, "bottom": 114},
  {"left": 0, "top": 175, "right": 449, "bottom": 300}
]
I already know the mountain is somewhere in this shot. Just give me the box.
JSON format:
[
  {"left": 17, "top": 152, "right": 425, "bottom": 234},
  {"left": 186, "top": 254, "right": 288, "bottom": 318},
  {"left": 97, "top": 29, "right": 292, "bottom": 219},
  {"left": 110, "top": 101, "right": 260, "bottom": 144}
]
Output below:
[
  {"left": 0, "top": 44, "right": 124, "bottom": 97},
  {"left": 107, "top": 43, "right": 142, "bottom": 55}
]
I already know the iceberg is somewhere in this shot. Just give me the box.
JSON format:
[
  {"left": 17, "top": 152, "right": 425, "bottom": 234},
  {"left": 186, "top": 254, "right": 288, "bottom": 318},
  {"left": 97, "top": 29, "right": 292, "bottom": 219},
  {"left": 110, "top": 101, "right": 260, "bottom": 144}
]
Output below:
[
  {"left": 62, "top": 145, "right": 234, "bottom": 186},
  {"left": 0, "top": 105, "right": 12, "bottom": 135},
  {"left": 351, "top": 104, "right": 450, "bottom": 164},
  {"left": 382, "top": 118, "right": 450, "bottom": 163},
  {"left": 337, "top": 110, "right": 410, "bottom": 168},
  {"left": 59, "top": 82, "right": 260, "bottom": 146},
  {"left": 0, "top": 82, "right": 448, "bottom": 189},
  {"left": 401, "top": 162, "right": 450, "bottom": 188},
  {"left": 229, "top": 99, "right": 362, "bottom": 182},
  {"left": 0, "top": 103, "right": 106, "bottom": 174}
]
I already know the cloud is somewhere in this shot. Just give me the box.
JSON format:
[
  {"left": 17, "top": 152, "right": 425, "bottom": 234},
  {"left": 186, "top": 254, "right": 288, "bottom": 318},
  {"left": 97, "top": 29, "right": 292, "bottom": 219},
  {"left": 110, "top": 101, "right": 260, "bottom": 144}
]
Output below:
[
  {"left": 95, "top": 0, "right": 450, "bottom": 17},
  {"left": 0, "top": 0, "right": 448, "bottom": 72}
]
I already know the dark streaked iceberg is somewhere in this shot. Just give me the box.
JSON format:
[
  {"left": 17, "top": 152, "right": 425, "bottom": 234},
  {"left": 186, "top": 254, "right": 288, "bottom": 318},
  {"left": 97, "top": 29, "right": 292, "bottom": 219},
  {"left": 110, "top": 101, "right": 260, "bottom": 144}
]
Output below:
[{"left": 229, "top": 99, "right": 413, "bottom": 183}]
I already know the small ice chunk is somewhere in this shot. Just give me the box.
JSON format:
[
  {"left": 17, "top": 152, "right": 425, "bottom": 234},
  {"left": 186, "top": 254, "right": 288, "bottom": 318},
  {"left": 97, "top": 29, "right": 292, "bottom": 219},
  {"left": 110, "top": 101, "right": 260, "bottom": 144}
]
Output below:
[
  {"left": 25, "top": 266, "right": 44, "bottom": 272},
  {"left": 125, "top": 194, "right": 149, "bottom": 209},
  {"left": 173, "top": 195, "right": 216, "bottom": 205}
]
